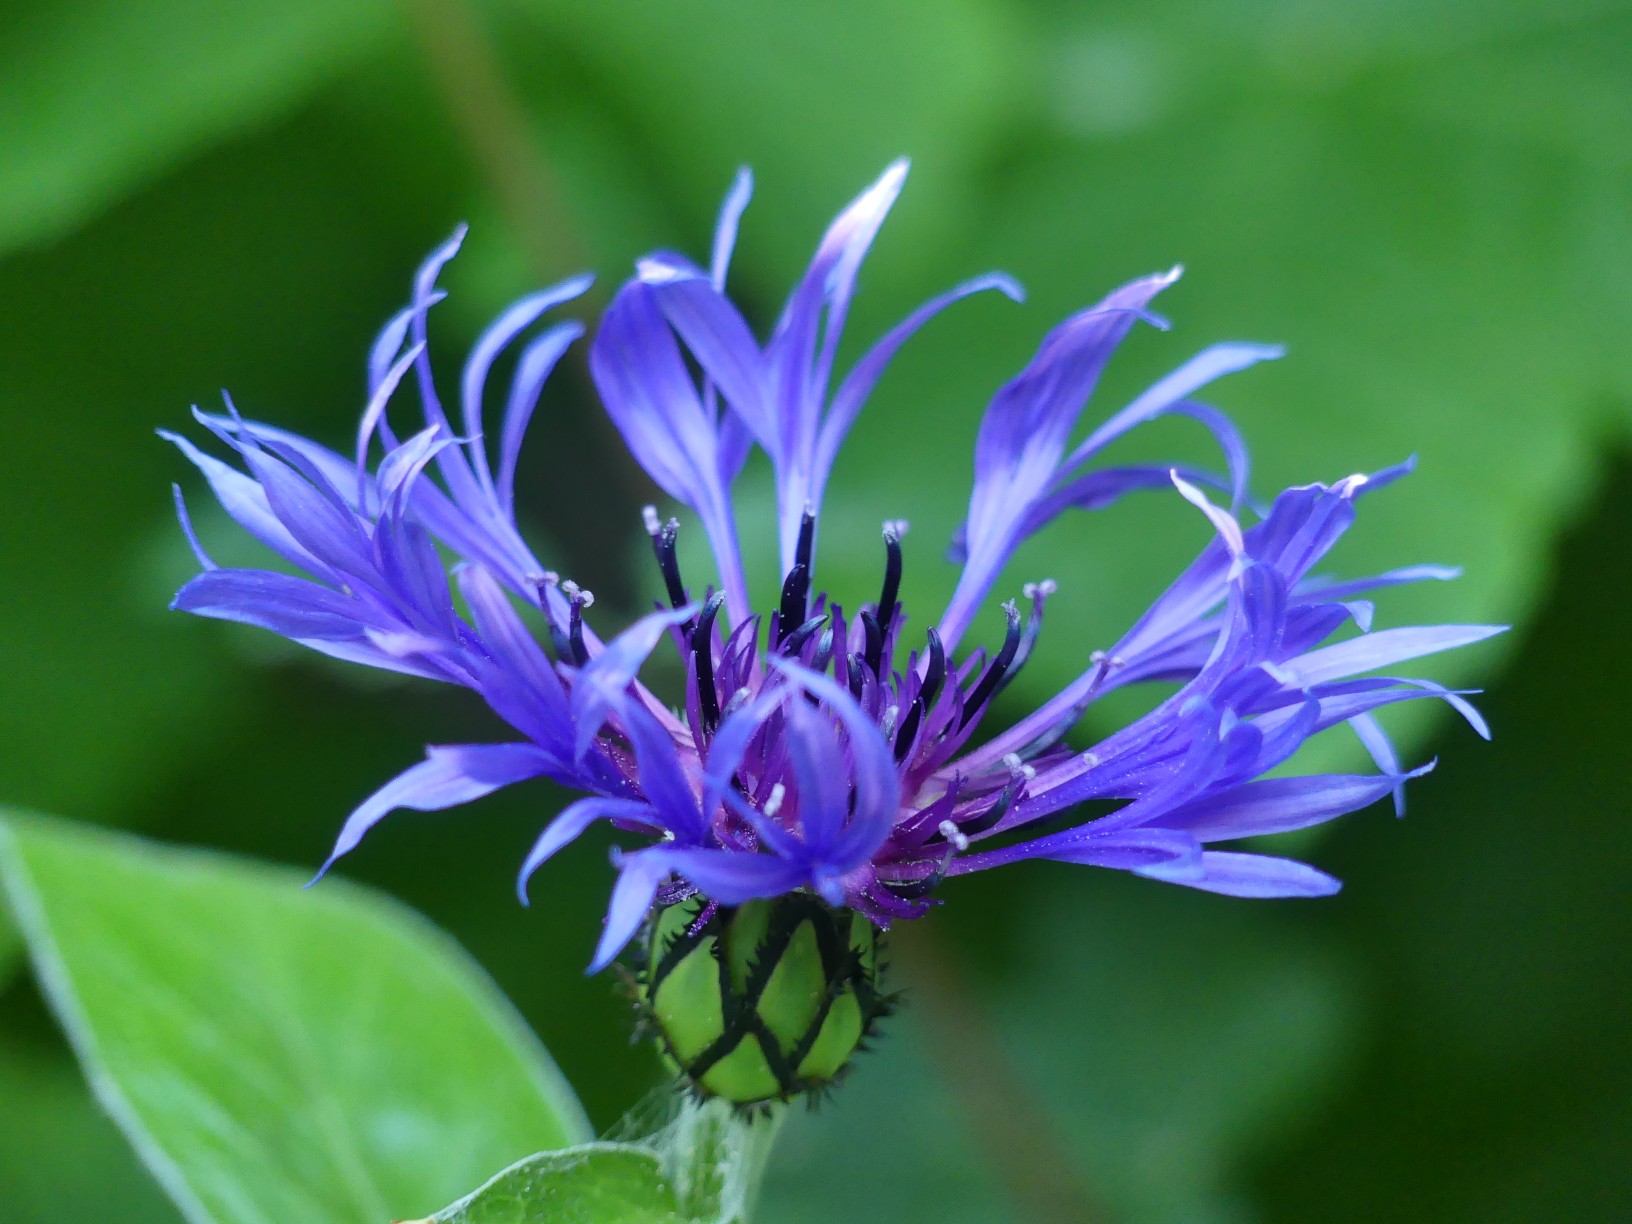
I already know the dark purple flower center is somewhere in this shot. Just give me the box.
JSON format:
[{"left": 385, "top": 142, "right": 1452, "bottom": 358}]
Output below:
[{"left": 635, "top": 506, "right": 1057, "bottom": 910}]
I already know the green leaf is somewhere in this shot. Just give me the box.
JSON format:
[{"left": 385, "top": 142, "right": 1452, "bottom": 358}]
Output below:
[
  {"left": 425, "top": 1146, "right": 683, "bottom": 1224},
  {"left": 0, "top": 909, "right": 18, "bottom": 987},
  {"left": 0, "top": 812, "right": 592, "bottom": 1224},
  {"left": 0, "top": 0, "right": 399, "bottom": 254},
  {"left": 426, "top": 1096, "right": 783, "bottom": 1224},
  {"left": 520, "top": 0, "right": 1024, "bottom": 285}
]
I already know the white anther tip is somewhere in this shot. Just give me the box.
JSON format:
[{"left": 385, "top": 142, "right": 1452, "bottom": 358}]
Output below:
[
  {"left": 642, "top": 505, "right": 661, "bottom": 534},
  {"left": 635, "top": 256, "right": 684, "bottom": 284},
  {"left": 938, "top": 820, "right": 970, "bottom": 852},
  {"left": 762, "top": 783, "right": 786, "bottom": 818}
]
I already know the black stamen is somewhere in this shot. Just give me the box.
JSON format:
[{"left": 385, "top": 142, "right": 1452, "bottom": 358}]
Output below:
[
  {"left": 882, "top": 864, "right": 945, "bottom": 900},
  {"left": 532, "top": 575, "right": 572, "bottom": 662},
  {"left": 775, "top": 509, "right": 817, "bottom": 645},
  {"left": 547, "top": 622, "right": 573, "bottom": 662},
  {"left": 858, "top": 609, "right": 882, "bottom": 678},
  {"left": 692, "top": 591, "right": 726, "bottom": 733},
  {"left": 719, "top": 684, "right": 751, "bottom": 723},
  {"left": 811, "top": 623, "right": 836, "bottom": 673},
  {"left": 776, "top": 564, "right": 809, "bottom": 645},
  {"left": 846, "top": 652, "right": 866, "bottom": 699},
  {"left": 780, "top": 613, "right": 829, "bottom": 657},
  {"left": 920, "top": 627, "right": 947, "bottom": 712},
  {"left": 794, "top": 507, "right": 816, "bottom": 571},
  {"left": 956, "top": 777, "right": 1021, "bottom": 837},
  {"left": 567, "top": 599, "right": 590, "bottom": 667},
  {"left": 651, "top": 518, "right": 689, "bottom": 612},
  {"left": 869, "top": 527, "right": 903, "bottom": 673},
  {"left": 958, "top": 602, "right": 1022, "bottom": 729},
  {"left": 992, "top": 586, "right": 1048, "bottom": 701},
  {"left": 1017, "top": 717, "right": 1078, "bottom": 761},
  {"left": 893, "top": 697, "right": 924, "bottom": 763}
]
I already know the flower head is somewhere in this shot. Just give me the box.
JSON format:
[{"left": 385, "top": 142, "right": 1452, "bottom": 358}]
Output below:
[{"left": 169, "top": 164, "right": 1500, "bottom": 994}]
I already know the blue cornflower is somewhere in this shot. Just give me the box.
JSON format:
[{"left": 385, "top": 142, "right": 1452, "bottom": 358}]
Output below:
[{"left": 168, "top": 162, "right": 1500, "bottom": 997}]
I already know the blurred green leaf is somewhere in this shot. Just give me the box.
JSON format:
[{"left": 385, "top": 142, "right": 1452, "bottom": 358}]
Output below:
[
  {"left": 0, "top": 812, "right": 592, "bottom": 1223},
  {"left": 1001, "top": 875, "right": 1358, "bottom": 1221},
  {"left": 0, "top": 0, "right": 400, "bottom": 255},
  {"left": 761, "top": 878, "right": 1356, "bottom": 1224},
  {"left": 427, "top": 1096, "right": 781, "bottom": 1224},
  {"left": 0, "top": 913, "right": 17, "bottom": 984},
  {"left": 520, "top": 0, "right": 1024, "bottom": 285},
  {"left": 758, "top": 1013, "right": 1010, "bottom": 1223},
  {"left": 425, "top": 1146, "right": 684, "bottom": 1223}
]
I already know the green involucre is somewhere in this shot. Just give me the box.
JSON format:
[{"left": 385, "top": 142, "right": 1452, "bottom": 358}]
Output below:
[{"left": 638, "top": 895, "right": 889, "bottom": 1107}]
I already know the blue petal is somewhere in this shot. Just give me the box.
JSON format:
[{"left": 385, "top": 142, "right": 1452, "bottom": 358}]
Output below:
[
  {"left": 1162, "top": 767, "right": 1431, "bottom": 841},
  {"left": 406, "top": 227, "right": 488, "bottom": 513},
  {"left": 770, "top": 660, "right": 900, "bottom": 864},
  {"left": 457, "top": 565, "right": 566, "bottom": 708},
  {"left": 1138, "top": 850, "right": 1342, "bottom": 898},
  {"left": 355, "top": 343, "right": 425, "bottom": 503},
  {"left": 571, "top": 605, "right": 697, "bottom": 760},
  {"left": 709, "top": 166, "right": 754, "bottom": 288},
  {"left": 1039, "top": 828, "right": 1202, "bottom": 872},
  {"left": 172, "top": 568, "right": 376, "bottom": 639},
  {"left": 1288, "top": 624, "right": 1507, "bottom": 685},
  {"left": 589, "top": 848, "right": 673, "bottom": 972},
  {"left": 235, "top": 444, "right": 375, "bottom": 578},
  {"left": 162, "top": 430, "right": 318, "bottom": 572},
  {"left": 763, "top": 161, "right": 908, "bottom": 573},
  {"left": 700, "top": 690, "right": 782, "bottom": 824},
  {"left": 315, "top": 742, "right": 553, "bottom": 879},
  {"left": 1062, "top": 341, "right": 1280, "bottom": 474},
  {"left": 782, "top": 698, "right": 853, "bottom": 854},
  {"left": 589, "top": 281, "right": 752, "bottom": 622},
  {"left": 517, "top": 797, "right": 659, "bottom": 903},
  {"left": 639, "top": 270, "right": 768, "bottom": 443},
  {"left": 620, "top": 702, "right": 705, "bottom": 842},
  {"left": 650, "top": 846, "right": 808, "bottom": 907}
]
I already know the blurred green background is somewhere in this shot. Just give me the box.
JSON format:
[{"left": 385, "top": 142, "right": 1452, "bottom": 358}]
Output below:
[{"left": 2, "top": 0, "right": 1628, "bottom": 1220}]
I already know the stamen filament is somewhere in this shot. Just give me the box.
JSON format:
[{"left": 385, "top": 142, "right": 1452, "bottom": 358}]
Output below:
[
  {"left": 958, "top": 602, "right": 1022, "bottom": 728},
  {"left": 692, "top": 591, "right": 726, "bottom": 732}
]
